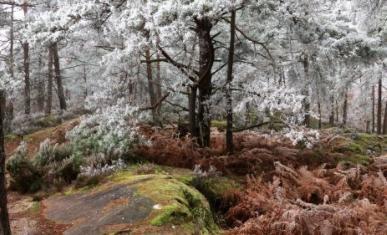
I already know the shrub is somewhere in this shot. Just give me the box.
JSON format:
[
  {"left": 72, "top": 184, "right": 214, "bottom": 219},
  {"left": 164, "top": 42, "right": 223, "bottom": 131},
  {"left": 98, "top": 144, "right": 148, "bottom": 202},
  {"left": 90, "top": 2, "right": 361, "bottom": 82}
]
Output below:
[
  {"left": 6, "top": 142, "right": 42, "bottom": 193},
  {"left": 34, "top": 139, "right": 82, "bottom": 184},
  {"left": 67, "top": 105, "right": 145, "bottom": 162}
]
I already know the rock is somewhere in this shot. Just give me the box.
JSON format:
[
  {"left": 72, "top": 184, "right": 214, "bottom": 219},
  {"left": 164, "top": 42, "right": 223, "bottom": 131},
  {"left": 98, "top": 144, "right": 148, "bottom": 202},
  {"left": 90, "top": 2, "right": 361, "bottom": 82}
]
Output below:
[{"left": 43, "top": 173, "right": 219, "bottom": 235}]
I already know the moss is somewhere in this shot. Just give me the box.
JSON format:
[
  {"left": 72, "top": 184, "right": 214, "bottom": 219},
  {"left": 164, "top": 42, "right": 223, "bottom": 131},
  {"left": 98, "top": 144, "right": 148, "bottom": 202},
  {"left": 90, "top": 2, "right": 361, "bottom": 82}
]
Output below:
[
  {"left": 34, "top": 115, "right": 61, "bottom": 128},
  {"left": 334, "top": 142, "right": 363, "bottom": 154},
  {"left": 5, "top": 133, "right": 19, "bottom": 141},
  {"left": 109, "top": 171, "right": 219, "bottom": 234},
  {"left": 29, "top": 201, "right": 41, "bottom": 215},
  {"left": 150, "top": 203, "right": 191, "bottom": 226},
  {"left": 339, "top": 154, "right": 371, "bottom": 166},
  {"left": 211, "top": 120, "right": 227, "bottom": 131},
  {"left": 191, "top": 177, "right": 240, "bottom": 208}
]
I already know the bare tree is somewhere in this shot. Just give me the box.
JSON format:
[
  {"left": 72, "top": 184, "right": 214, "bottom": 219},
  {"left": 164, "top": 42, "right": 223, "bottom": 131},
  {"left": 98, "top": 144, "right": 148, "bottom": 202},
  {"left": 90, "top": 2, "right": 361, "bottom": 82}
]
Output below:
[{"left": 226, "top": 9, "right": 236, "bottom": 153}]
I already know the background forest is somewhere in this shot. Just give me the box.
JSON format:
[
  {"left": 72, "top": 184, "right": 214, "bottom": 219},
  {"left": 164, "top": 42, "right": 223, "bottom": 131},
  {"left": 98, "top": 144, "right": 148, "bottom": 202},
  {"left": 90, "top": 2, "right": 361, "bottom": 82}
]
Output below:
[{"left": 0, "top": 0, "right": 387, "bottom": 235}]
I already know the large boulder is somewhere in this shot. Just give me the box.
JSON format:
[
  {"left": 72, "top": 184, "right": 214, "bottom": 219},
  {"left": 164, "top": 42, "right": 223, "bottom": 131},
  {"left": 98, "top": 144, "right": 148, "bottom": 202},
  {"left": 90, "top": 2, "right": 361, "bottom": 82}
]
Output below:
[{"left": 43, "top": 173, "right": 219, "bottom": 235}]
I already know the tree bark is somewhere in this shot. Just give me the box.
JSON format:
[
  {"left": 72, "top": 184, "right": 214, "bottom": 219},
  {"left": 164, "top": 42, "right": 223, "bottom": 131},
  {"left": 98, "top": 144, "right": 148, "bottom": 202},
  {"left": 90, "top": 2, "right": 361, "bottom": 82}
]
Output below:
[
  {"left": 196, "top": 17, "right": 214, "bottom": 147},
  {"left": 317, "top": 100, "right": 322, "bottom": 129},
  {"left": 302, "top": 54, "right": 310, "bottom": 127},
  {"left": 155, "top": 51, "right": 162, "bottom": 115},
  {"left": 145, "top": 49, "right": 158, "bottom": 124},
  {"left": 83, "top": 65, "right": 88, "bottom": 99},
  {"left": 23, "top": 41, "right": 31, "bottom": 115},
  {"left": 9, "top": 4, "right": 14, "bottom": 79},
  {"left": 23, "top": 0, "right": 30, "bottom": 115},
  {"left": 0, "top": 90, "right": 11, "bottom": 235},
  {"left": 377, "top": 78, "right": 382, "bottom": 134},
  {"left": 226, "top": 10, "right": 236, "bottom": 153},
  {"left": 372, "top": 85, "right": 375, "bottom": 133},
  {"left": 329, "top": 95, "right": 335, "bottom": 126},
  {"left": 383, "top": 101, "right": 387, "bottom": 134},
  {"left": 45, "top": 48, "right": 53, "bottom": 115},
  {"left": 343, "top": 90, "right": 348, "bottom": 127},
  {"left": 189, "top": 85, "right": 198, "bottom": 139},
  {"left": 37, "top": 55, "right": 45, "bottom": 112},
  {"left": 51, "top": 43, "right": 67, "bottom": 111}
]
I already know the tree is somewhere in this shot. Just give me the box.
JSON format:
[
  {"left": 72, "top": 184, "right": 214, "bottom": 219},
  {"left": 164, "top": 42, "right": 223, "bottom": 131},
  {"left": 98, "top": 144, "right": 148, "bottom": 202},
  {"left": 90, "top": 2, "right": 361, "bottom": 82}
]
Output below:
[
  {"left": 377, "top": 77, "right": 382, "bottom": 134},
  {"left": 0, "top": 90, "right": 11, "bottom": 235},
  {"left": 22, "top": 0, "right": 30, "bottom": 115},
  {"left": 50, "top": 43, "right": 67, "bottom": 111},
  {"left": 225, "top": 9, "right": 236, "bottom": 153}
]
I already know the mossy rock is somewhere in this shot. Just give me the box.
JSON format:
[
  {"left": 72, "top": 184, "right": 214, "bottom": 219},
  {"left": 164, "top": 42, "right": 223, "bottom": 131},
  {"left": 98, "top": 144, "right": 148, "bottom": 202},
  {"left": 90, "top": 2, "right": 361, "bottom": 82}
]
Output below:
[
  {"left": 109, "top": 172, "right": 219, "bottom": 234},
  {"left": 54, "top": 171, "right": 219, "bottom": 234}
]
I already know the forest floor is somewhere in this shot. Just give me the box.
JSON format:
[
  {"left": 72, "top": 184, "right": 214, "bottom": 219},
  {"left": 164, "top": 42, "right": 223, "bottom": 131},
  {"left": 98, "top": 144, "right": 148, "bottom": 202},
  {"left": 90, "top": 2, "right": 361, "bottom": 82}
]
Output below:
[{"left": 5, "top": 122, "right": 387, "bottom": 234}]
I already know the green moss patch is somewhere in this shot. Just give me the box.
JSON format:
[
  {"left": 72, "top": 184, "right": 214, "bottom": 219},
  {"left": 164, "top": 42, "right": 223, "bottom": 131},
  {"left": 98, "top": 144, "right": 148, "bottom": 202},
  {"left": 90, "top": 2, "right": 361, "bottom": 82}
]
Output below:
[
  {"left": 109, "top": 171, "right": 219, "bottom": 234},
  {"left": 327, "top": 133, "right": 387, "bottom": 166}
]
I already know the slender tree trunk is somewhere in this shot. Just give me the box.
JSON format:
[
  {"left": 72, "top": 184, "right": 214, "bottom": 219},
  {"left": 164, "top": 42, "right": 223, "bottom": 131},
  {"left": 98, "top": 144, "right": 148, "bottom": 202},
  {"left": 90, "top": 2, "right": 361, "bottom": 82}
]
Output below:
[
  {"left": 329, "top": 96, "right": 335, "bottom": 126},
  {"left": 51, "top": 43, "right": 67, "bottom": 111},
  {"left": 226, "top": 10, "right": 236, "bottom": 153},
  {"left": 9, "top": 4, "right": 14, "bottom": 79},
  {"left": 83, "top": 65, "right": 88, "bottom": 99},
  {"left": 335, "top": 100, "right": 339, "bottom": 123},
  {"left": 23, "top": 1, "right": 30, "bottom": 115},
  {"left": 302, "top": 54, "right": 310, "bottom": 127},
  {"left": 37, "top": 55, "right": 45, "bottom": 112},
  {"left": 318, "top": 100, "right": 322, "bottom": 129},
  {"left": 197, "top": 18, "right": 214, "bottom": 147},
  {"left": 377, "top": 78, "right": 382, "bottom": 134},
  {"left": 343, "top": 90, "right": 348, "bottom": 127},
  {"left": 0, "top": 90, "right": 11, "bottom": 235},
  {"left": 155, "top": 51, "right": 162, "bottom": 115},
  {"left": 189, "top": 85, "right": 198, "bottom": 139},
  {"left": 145, "top": 49, "right": 158, "bottom": 123},
  {"left": 155, "top": 40, "right": 162, "bottom": 100},
  {"left": 372, "top": 85, "right": 375, "bottom": 133},
  {"left": 383, "top": 101, "right": 387, "bottom": 134},
  {"left": 23, "top": 41, "right": 31, "bottom": 115},
  {"left": 45, "top": 49, "right": 53, "bottom": 115}
]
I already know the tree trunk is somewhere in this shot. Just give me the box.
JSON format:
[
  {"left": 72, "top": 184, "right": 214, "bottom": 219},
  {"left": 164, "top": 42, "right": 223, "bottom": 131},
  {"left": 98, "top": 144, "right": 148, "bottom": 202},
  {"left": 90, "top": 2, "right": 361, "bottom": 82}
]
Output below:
[
  {"left": 335, "top": 100, "right": 339, "bottom": 123},
  {"left": 329, "top": 95, "right": 335, "bottom": 126},
  {"left": 226, "top": 10, "right": 236, "bottom": 153},
  {"left": 318, "top": 100, "right": 322, "bottom": 129},
  {"left": 145, "top": 49, "right": 158, "bottom": 124},
  {"left": 372, "top": 85, "right": 375, "bottom": 133},
  {"left": 196, "top": 18, "right": 214, "bottom": 147},
  {"left": 83, "top": 65, "right": 88, "bottom": 99},
  {"left": 302, "top": 54, "right": 310, "bottom": 127},
  {"left": 343, "top": 90, "right": 348, "bottom": 127},
  {"left": 189, "top": 85, "right": 198, "bottom": 139},
  {"left": 377, "top": 78, "right": 382, "bottom": 134},
  {"left": 9, "top": 4, "right": 14, "bottom": 79},
  {"left": 155, "top": 51, "right": 162, "bottom": 115},
  {"left": 23, "top": 41, "right": 31, "bottom": 115},
  {"left": 45, "top": 49, "right": 53, "bottom": 115},
  {"left": 0, "top": 90, "right": 11, "bottom": 235},
  {"left": 23, "top": 1, "right": 30, "bottom": 115},
  {"left": 383, "top": 101, "right": 387, "bottom": 134},
  {"left": 37, "top": 55, "right": 45, "bottom": 112},
  {"left": 51, "top": 43, "right": 67, "bottom": 111}
]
